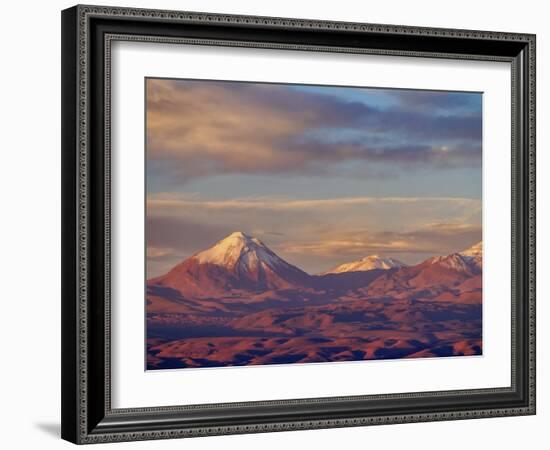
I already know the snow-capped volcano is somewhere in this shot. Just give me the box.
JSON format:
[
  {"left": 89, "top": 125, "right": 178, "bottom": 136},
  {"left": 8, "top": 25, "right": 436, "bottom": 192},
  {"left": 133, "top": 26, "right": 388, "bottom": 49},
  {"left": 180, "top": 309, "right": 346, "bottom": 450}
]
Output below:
[
  {"left": 324, "top": 254, "right": 407, "bottom": 274},
  {"left": 194, "top": 231, "right": 282, "bottom": 270},
  {"left": 149, "top": 232, "right": 311, "bottom": 296}
]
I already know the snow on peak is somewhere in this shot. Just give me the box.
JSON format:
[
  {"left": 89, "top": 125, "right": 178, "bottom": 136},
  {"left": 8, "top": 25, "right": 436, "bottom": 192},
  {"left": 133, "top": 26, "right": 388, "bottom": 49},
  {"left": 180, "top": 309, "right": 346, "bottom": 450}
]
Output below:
[
  {"left": 460, "top": 241, "right": 482, "bottom": 258},
  {"left": 426, "top": 241, "right": 482, "bottom": 272},
  {"left": 193, "top": 231, "right": 282, "bottom": 270},
  {"left": 324, "top": 254, "right": 408, "bottom": 274},
  {"left": 458, "top": 241, "right": 482, "bottom": 270},
  {"left": 427, "top": 253, "right": 472, "bottom": 271}
]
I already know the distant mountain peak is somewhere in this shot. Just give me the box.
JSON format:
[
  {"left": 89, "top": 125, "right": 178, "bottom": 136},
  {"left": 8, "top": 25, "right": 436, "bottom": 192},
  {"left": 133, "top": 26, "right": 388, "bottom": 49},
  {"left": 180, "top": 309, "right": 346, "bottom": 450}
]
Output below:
[
  {"left": 426, "top": 253, "right": 473, "bottom": 271},
  {"left": 226, "top": 230, "right": 249, "bottom": 240},
  {"left": 460, "top": 241, "right": 482, "bottom": 257},
  {"left": 224, "top": 231, "right": 258, "bottom": 243},
  {"left": 426, "top": 241, "right": 482, "bottom": 272},
  {"left": 366, "top": 254, "right": 380, "bottom": 260},
  {"left": 151, "top": 232, "right": 311, "bottom": 295},
  {"left": 193, "top": 231, "right": 275, "bottom": 269},
  {"left": 367, "top": 243, "right": 483, "bottom": 296},
  {"left": 324, "top": 254, "right": 408, "bottom": 274}
]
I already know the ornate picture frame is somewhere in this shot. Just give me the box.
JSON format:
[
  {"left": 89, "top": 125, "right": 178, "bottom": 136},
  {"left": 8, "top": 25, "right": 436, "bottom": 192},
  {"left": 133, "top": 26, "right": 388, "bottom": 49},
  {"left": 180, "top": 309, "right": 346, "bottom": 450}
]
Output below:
[{"left": 61, "top": 5, "right": 535, "bottom": 444}]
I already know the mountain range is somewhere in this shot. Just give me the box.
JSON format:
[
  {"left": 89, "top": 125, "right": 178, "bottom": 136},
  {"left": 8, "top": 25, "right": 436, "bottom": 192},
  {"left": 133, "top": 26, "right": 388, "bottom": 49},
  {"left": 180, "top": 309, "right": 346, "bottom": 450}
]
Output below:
[
  {"left": 324, "top": 254, "right": 407, "bottom": 274},
  {"left": 149, "top": 231, "right": 481, "bottom": 299},
  {"left": 147, "top": 232, "right": 483, "bottom": 369}
]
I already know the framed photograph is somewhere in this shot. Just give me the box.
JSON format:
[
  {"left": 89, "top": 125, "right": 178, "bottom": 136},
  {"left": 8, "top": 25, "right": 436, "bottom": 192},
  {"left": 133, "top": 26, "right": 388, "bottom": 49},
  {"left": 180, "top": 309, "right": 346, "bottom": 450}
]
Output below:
[{"left": 61, "top": 5, "right": 536, "bottom": 444}]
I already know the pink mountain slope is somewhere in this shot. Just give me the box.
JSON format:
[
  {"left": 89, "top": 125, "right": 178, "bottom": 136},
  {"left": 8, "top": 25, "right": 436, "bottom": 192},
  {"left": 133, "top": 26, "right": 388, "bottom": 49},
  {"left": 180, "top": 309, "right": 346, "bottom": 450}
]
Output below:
[
  {"left": 367, "top": 242, "right": 482, "bottom": 297},
  {"left": 149, "top": 232, "right": 311, "bottom": 297}
]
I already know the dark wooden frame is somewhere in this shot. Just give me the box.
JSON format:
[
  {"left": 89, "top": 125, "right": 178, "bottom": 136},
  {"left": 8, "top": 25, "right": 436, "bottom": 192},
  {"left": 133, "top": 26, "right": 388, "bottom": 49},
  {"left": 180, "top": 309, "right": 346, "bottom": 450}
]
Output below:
[{"left": 61, "top": 4, "right": 536, "bottom": 444}]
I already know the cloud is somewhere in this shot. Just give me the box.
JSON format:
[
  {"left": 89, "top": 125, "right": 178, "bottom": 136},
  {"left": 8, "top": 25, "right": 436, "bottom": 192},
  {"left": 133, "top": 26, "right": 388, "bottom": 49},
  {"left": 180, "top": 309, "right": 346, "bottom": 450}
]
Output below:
[
  {"left": 282, "top": 223, "right": 482, "bottom": 257},
  {"left": 146, "top": 79, "right": 482, "bottom": 183},
  {"left": 148, "top": 193, "right": 480, "bottom": 212},
  {"left": 147, "top": 246, "right": 174, "bottom": 259}
]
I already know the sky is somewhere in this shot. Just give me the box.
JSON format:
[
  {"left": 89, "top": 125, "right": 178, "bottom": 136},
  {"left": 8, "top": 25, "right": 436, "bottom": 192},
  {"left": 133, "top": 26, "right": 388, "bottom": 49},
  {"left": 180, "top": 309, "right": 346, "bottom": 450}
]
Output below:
[{"left": 146, "top": 78, "right": 482, "bottom": 277}]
